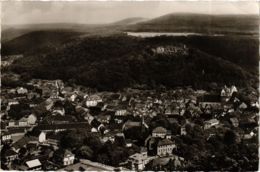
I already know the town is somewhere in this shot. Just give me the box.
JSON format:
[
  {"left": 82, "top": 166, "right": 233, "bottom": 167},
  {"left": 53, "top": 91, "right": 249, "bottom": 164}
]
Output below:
[{"left": 1, "top": 65, "right": 259, "bottom": 170}]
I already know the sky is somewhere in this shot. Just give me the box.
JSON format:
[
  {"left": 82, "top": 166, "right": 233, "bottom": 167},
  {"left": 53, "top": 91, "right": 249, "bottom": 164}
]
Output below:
[{"left": 2, "top": 1, "right": 259, "bottom": 25}]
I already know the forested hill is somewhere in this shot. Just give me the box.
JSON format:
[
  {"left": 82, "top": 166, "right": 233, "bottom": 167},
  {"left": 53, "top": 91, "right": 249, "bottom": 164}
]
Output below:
[
  {"left": 142, "top": 35, "right": 259, "bottom": 74},
  {"left": 127, "top": 13, "right": 259, "bottom": 35},
  {"left": 9, "top": 34, "right": 257, "bottom": 91},
  {"left": 1, "top": 30, "right": 83, "bottom": 56}
]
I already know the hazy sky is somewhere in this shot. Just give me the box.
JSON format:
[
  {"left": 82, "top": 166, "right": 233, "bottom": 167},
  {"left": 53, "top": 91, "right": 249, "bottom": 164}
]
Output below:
[{"left": 2, "top": 1, "right": 259, "bottom": 25}]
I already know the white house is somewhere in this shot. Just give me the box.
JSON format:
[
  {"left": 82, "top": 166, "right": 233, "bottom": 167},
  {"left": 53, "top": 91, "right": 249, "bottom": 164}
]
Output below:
[
  {"left": 19, "top": 117, "right": 29, "bottom": 127},
  {"left": 86, "top": 95, "right": 102, "bottom": 107},
  {"left": 28, "top": 114, "right": 37, "bottom": 125},
  {"left": 17, "top": 87, "right": 28, "bottom": 94},
  {"left": 39, "top": 131, "right": 46, "bottom": 143},
  {"left": 128, "top": 147, "right": 149, "bottom": 171},
  {"left": 157, "top": 139, "right": 176, "bottom": 156},
  {"left": 115, "top": 109, "right": 127, "bottom": 116},
  {"left": 63, "top": 150, "right": 75, "bottom": 166},
  {"left": 1, "top": 131, "right": 12, "bottom": 142}
]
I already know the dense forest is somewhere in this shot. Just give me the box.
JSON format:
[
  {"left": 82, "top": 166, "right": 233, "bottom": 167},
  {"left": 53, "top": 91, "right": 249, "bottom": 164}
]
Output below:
[{"left": 8, "top": 34, "right": 258, "bottom": 91}]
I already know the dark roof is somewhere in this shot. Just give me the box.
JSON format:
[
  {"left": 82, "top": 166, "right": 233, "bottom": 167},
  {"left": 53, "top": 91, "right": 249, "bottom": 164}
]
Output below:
[
  {"left": 4, "top": 149, "right": 18, "bottom": 157},
  {"left": 157, "top": 139, "right": 174, "bottom": 146},
  {"left": 1, "top": 122, "right": 7, "bottom": 129},
  {"left": 198, "top": 95, "right": 221, "bottom": 103},
  {"left": 1, "top": 130, "right": 11, "bottom": 136},
  {"left": 54, "top": 149, "right": 74, "bottom": 159},
  {"left": 8, "top": 127, "right": 29, "bottom": 134},
  {"left": 152, "top": 127, "right": 167, "bottom": 134},
  {"left": 36, "top": 122, "right": 91, "bottom": 131},
  {"left": 46, "top": 131, "right": 65, "bottom": 140},
  {"left": 12, "top": 136, "right": 37, "bottom": 149},
  {"left": 43, "top": 115, "right": 75, "bottom": 124},
  {"left": 90, "top": 119, "right": 101, "bottom": 128},
  {"left": 89, "top": 107, "right": 102, "bottom": 116}
]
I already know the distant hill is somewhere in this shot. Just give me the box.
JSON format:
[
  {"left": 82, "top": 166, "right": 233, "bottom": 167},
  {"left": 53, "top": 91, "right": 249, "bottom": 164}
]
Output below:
[
  {"left": 1, "top": 30, "right": 84, "bottom": 56},
  {"left": 112, "top": 17, "right": 148, "bottom": 25},
  {"left": 10, "top": 34, "right": 257, "bottom": 91},
  {"left": 127, "top": 13, "right": 259, "bottom": 35},
  {"left": 1, "top": 23, "right": 112, "bottom": 43}
]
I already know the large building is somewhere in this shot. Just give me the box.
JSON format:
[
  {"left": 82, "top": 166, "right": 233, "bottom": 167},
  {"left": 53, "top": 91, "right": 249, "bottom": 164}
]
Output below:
[{"left": 157, "top": 139, "right": 176, "bottom": 156}]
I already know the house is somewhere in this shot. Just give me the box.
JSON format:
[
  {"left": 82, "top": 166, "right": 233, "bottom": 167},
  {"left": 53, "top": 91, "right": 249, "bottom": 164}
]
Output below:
[
  {"left": 101, "top": 133, "right": 116, "bottom": 143},
  {"left": 122, "top": 119, "right": 149, "bottom": 131},
  {"left": 4, "top": 149, "right": 18, "bottom": 163},
  {"left": 8, "top": 119, "right": 28, "bottom": 128},
  {"left": 52, "top": 106, "right": 65, "bottom": 116},
  {"left": 1, "top": 131, "right": 12, "bottom": 142},
  {"left": 53, "top": 149, "right": 75, "bottom": 166},
  {"left": 204, "top": 119, "right": 219, "bottom": 130},
  {"left": 86, "top": 95, "right": 102, "bottom": 107},
  {"left": 115, "top": 133, "right": 126, "bottom": 145},
  {"left": 36, "top": 123, "right": 91, "bottom": 133},
  {"left": 220, "top": 85, "right": 238, "bottom": 102},
  {"left": 122, "top": 120, "right": 141, "bottom": 131},
  {"left": 39, "top": 131, "right": 46, "bottom": 143},
  {"left": 198, "top": 95, "right": 222, "bottom": 109},
  {"left": 27, "top": 92, "right": 41, "bottom": 100},
  {"left": 17, "top": 87, "right": 28, "bottom": 94},
  {"left": 7, "top": 100, "right": 19, "bottom": 111},
  {"left": 126, "top": 139, "right": 133, "bottom": 147},
  {"left": 239, "top": 102, "right": 248, "bottom": 110},
  {"left": 115, "top": 109, "right": 127, "bottom": 116},
  {"left": 96, "top": 115, "right": 111, "bottom": 124},
  {"left": 229, "top": 117, "right": 239, "bottom": 127},
  {"left": 27, "top": 114, "right": 37, "bottom": 125},
  {"left": 128, "top": 147, "right": 150, "bottom": 171},
  {"left": 152, "top": 127, "right": 167, "bottom": 138},
  {"left": 180, "top": 126, "right": 187, "bottom": 135},
  {"left": 25, "top": 159, "right": 42, "bottom": 170},
  {"left": 157, "top": 139, "right": 176, "bottom": 156},
  {"left": 19, "top": 117, "right": 29, "bottom": 127},
  {"left": 8, "top": 127, "right": 28, "bottom": 138},
  {"left": 43, "top": 115, "right": 75, "bottom": 125}
]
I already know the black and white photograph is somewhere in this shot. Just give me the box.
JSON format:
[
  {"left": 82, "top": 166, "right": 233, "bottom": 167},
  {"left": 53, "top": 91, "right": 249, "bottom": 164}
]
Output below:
[{"left": 1, "top": 1, "right": 259, "bottom": 171}]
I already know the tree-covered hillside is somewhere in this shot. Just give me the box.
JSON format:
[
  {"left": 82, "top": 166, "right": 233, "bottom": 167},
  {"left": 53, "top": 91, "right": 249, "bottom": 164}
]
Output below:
[
  {"left": 9, "top": 34, "right": 257, "bottom": 91},
  {"left": 1, "top": 30, "right": 83, "bottom": 56}
]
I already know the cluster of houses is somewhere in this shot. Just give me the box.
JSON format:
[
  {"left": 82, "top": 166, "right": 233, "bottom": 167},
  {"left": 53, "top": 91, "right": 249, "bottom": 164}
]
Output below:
[{"left": 1, "top": 72, "right": 259, "bottom": 170}]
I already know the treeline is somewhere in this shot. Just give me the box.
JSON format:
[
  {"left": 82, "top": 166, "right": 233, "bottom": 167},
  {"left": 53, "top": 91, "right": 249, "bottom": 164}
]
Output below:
[{"left": 9, "top": 34, "right": 257, "bottom": 91}]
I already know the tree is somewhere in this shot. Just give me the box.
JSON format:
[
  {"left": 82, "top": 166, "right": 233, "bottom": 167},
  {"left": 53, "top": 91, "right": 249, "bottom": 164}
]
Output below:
[
  {"left": 169, "top": 122, "right": 180, "bottom": 135},
  {"left": 224, "top": 130, "right": 236, "bottom": 145},
  {"left": 8, "top": 103, "right": 31, "bottom": 120},
  {"left": 60, "top": 130, "right": 85, "bottom": 149},
  {"left": 76, "top": 146, "right": 93, "bottom": 160}
]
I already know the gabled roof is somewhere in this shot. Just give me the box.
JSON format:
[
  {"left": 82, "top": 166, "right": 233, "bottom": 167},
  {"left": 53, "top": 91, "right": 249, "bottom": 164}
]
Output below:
[
  {"left": 4, "top": 149, "right": 18, "bottom": 157},
  {"left": 26, "top": 159, "right": 42, "bottom": 168},
  {"left": 152, "top": 126, "right": 167, "bottom": 134},
  {"left": 12, "top": 136, "right": 37, "bottom": 150},
  {"left": 198, "top": 95, "right": 221, "bottom": 103},
  {"left": 54, "top": 149, "right": 74, "bottom": 159},
  {"left": 157, "top": 139, "right": 174, "bottom": 146}
]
